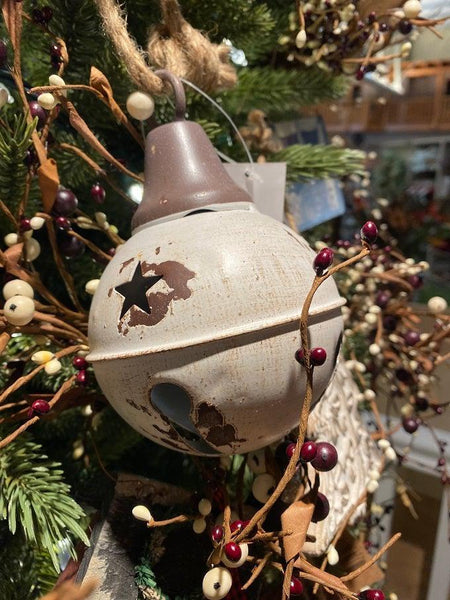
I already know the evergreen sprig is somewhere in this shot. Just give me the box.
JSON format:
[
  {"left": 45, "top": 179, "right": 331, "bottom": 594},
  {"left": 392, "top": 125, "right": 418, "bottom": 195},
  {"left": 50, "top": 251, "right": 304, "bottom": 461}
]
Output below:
[
  {"left": 222, "top": 67, "right": 348, "bottom": 118},
  {"left": 0, "top": 436, "right": 89, "bottom": 570},
  {"left": 0, "top": 114, "right": 35, "bottom": 218},
  {"left": 271, "top": 144, "right": 366, "bottom": 183}
]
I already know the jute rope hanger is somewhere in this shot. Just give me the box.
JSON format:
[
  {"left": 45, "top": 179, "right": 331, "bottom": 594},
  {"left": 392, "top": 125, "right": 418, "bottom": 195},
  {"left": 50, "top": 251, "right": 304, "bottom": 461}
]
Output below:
[{"left": 94, "top": 0, "right": 237, "bottom": 95}]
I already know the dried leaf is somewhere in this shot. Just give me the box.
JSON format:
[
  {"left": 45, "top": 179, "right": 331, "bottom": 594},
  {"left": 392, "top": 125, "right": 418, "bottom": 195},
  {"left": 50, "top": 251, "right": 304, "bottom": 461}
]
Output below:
[{"left": 38, "top": 158, "right": 59, "bottom": 213}]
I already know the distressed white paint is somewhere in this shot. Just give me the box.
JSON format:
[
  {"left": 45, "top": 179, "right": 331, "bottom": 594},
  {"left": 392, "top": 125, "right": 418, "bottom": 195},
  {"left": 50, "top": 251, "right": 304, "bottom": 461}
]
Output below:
[{"left": 88, "top": 205, "right": 344, "bottom": 456}]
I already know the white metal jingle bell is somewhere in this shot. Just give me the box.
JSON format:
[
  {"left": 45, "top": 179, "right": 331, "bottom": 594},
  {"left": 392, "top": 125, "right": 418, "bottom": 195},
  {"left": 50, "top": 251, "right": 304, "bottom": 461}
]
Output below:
[{"left": 88, "top": 70, "right": 344, "bottom": 456}]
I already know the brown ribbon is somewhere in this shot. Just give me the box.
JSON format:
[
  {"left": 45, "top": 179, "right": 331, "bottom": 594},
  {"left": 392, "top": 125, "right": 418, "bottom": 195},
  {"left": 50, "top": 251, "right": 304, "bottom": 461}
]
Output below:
[
  {"left": 281, "top": 500, "right": 315, "bottom": 563},
  {"left": 38, "top": 158, "right": 59, "bottom": 213}
]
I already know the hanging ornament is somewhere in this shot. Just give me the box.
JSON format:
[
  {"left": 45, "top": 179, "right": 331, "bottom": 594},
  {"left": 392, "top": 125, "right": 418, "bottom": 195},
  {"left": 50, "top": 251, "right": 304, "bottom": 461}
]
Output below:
[{"left": 88, "top": 71, "right": 344, "bottom": 456}]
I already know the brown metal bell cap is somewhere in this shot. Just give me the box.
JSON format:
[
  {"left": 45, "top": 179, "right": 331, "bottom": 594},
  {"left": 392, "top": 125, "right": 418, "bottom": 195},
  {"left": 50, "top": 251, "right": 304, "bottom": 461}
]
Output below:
[{"left": 131, "top": 70, "right": 252, "bottom": 231}]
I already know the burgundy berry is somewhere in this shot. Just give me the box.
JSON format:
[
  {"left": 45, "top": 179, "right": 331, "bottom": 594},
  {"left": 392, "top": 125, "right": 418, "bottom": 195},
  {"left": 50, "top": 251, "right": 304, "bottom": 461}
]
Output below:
[
  {"left": 53, "top": 188, "right": 78, "bottom": 216},
  {"left": 59, "top": 235, "right": 85, "bottom": 258},
  {"left": 360, "top": 221, "right": 378, "bottom": 244},
  {"left": 404, "top": 330, "right": 420, "bottom": 346},
  {"left": 20, "top": 218, "right": 32, "bottom": 232},
  {"left": 300, "top": 441, "right": 317, "bottom": 462},
  {"left": 50, "top": 42, "right": 62, "bottom": 58},
  {"left": 383, "top": 315, "right": 397, "bottom": 332},
  {"left": 230, "top": 520, "right": 245, "bottom": 533},
  {"left": 311, "top": 442, "right": 338, "bottom": 472},
  {"left": 76, "top": 369, "right": 88, "bottom": 385},
  {"left": 358, "top": 590, "right": 385, "bottom": 600},
  {"left": 312, "top": 492, "right": 330, "bottom": 522},
  {"left": 356, "top": 66, "right": 366, "bottom": 81},
  {"left": 290, "top": 576, "right": 304, "bottom": 596},
  {"left": 224, "top": 542, "right": 241, "bottom": 562},
  {"left": 375, "top": 291, "right": 390, "bottom": 309},
  {"left": 285, "top": 442, "right": 297, "bottom": 459},
  {"left": 380, "top": 23, "right": 389, "bottom": 32},
  {"left": 310, "top": 347, "right": 327, "bottom": 366},
  {"left": 313, "top": 247, "right": 334, "bottom": 274},
  {"left": 438, "top": 457, "right": 445, "bottom": 467},
  {"left": 295, "top": 348, "right": 305, "bottom": 365},
  {"left": 402, "top": 417, "right": 419, "bottom": 434},
  {"left": 73, "top": 356, "right": 88, "bottom": 370},
  {"left": 398, "top": 19, "right": 413, "bottom": 35},
  {"left": 211, "top": 525, "right": 224, "bottom": 543},
  {"left": 55, "top": 216, "right": 71, "bottom": 230},
  {"left": 29, "top": 399, "right": 51, "bottom": 417},
  {"left": 408, "top": 274, "right": 423, "bottom": 289},
  {"left": 367, "top": 11, "right": 377, "bottom": 24},
  {"left": 91, "top": 182, "right": 106, "bottom": 204},
  {"left": 28, "top": 101, "right": 47, "bottom": 129}
]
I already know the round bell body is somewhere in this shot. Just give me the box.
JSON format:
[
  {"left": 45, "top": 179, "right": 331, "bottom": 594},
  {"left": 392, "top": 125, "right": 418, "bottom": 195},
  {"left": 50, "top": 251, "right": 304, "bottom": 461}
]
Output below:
[{"left": 88, "top": 203, "right": 343, "bottom": 456}]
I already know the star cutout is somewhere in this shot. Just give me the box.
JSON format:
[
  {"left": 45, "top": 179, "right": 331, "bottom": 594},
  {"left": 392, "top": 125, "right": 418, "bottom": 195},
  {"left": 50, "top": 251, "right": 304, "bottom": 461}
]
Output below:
[{"left": 114, "top": 262, "right": 163, "bottom": 320}]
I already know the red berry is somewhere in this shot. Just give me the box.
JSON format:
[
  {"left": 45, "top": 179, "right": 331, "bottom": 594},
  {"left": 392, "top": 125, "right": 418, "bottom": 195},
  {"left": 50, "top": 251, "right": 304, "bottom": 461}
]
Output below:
[
  {"left": 404, "top": 330, "right": 420, "bottom": 346},
  {"left": 55, "top": 216, "right": 71, "bottom": 230},
  {"left": 310, "top": 347, "right": 327, "bottom": 366},
  {"left": 294, "top": 348, "right": 305, "bottom": 365},
  {"left": 29, "top": 399, "right": 51, "bottom": 417},
  {"left": 211, "top": 525, "right": 224, "bottom": 543},
  {"left": 358, "top": 590, "right": 385, "bottom": 600},
  {"left": 355, "top": 66, "right": 366, "bottom": 81},
  {"left": 230, "top": 520, "right": 245, "bottom": 533},
  {"left": 224, "top": 542, "right": 242, "bottom": 562},
  {"left": 313, "top": 247, "right": 334, "bottom": 274},
  {"left": 20, "top": 218, "right": 32, "bottom": 232},
  {"left": 367, "top": 11, "right": 377, "bottom": 24},
  {"left": 311, "top": 442, "right": 338, "bottom": 472},
  {"left": 300, "top": 441, "right": 317, "bottom": 462},
  {"left": 286, "top": 442, "right": 296, "bottom": 459},
  {"left": 312, "top": 492, "right": 330, "bottom": 522},
  {"left": 402, "top": 417, "right": 419, "bottom": 434},
  {"left": 76, "top": 370, "right": 88, "bottom": 385},
  {"left": 73, "top": 356, "right": 88, "bottom": 370},
  {"left": 360, "top": 221, "right": 378, "bottom": 244},
  {"left": 91, "top": 183, "right": 106, "bottom": 204},
  {"left": 290, "top": 576, "right": 304, "bottom": 596}
]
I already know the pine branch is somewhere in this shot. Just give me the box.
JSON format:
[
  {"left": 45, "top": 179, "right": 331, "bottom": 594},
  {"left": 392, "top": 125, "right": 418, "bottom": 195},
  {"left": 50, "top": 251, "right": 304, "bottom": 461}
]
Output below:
[
  {"left": 0, "top": 435, "right": 89, "bottom": 571},
  {"left": 222, "top": 67, "right": 349, "bottom": 118},
  {"left": 0, "top": 114, "right": 35, "bottom": 218},
  {"left": 270, "top": 144, "right": 366, "bottom": 183}
]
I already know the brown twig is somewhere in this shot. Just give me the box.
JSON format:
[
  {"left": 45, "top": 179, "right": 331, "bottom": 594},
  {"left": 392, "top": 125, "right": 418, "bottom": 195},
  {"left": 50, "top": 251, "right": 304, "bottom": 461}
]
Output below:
[
  {"left": 241, "top": 553, "right": 272, "bottom": 590},
  {"left": 147, "top": 515, "right": 192, "bottom": 527},
  {"left": 0, "top": 345, "right": 82, "bottom": 405},
  {"left": 340, "top": 532, "right": 401, "bottom": 582},
  {"left": 0, "top": 375, "right": 75, "bottom": 449}
]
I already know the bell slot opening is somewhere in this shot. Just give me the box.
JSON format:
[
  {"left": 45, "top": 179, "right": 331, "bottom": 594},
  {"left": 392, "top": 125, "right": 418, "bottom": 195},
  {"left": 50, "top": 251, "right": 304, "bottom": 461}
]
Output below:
[{"left": 150, "top": 383, "right": 220, "bottom": 454}]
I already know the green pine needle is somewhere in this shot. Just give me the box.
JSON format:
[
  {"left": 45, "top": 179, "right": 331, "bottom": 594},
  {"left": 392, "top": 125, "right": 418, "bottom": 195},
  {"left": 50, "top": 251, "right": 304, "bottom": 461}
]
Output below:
[
  {"left": 222, "top": 67, "right": 348, "bottom": 118},
  {"left": 0, "top": 436, "right": 89, "bottom": 571},
  {"left": 271, "top": 144, "right": 366, "bottom": 183},
  {"left": 0, "top": 114, "right": 35, "bottom": 218}
]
